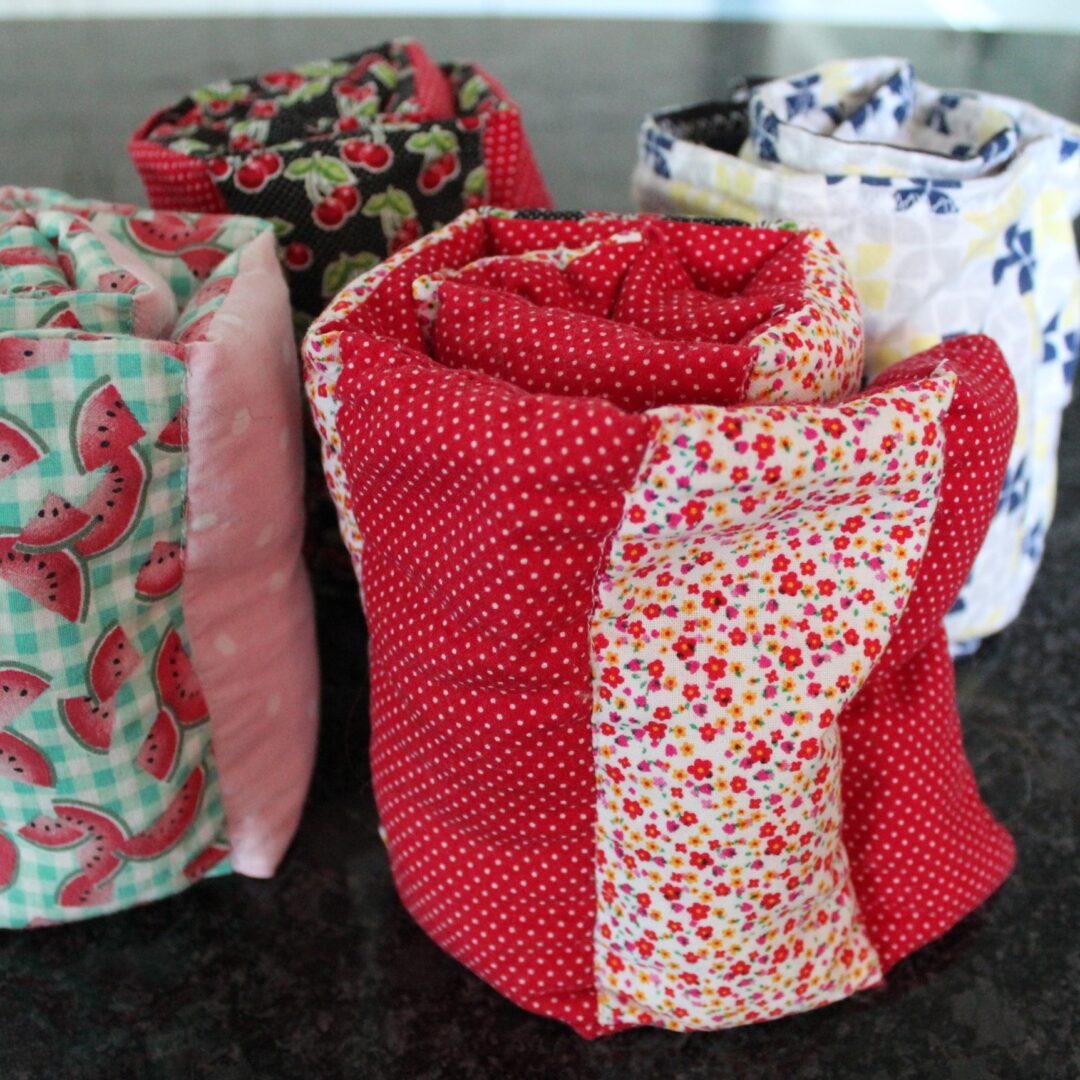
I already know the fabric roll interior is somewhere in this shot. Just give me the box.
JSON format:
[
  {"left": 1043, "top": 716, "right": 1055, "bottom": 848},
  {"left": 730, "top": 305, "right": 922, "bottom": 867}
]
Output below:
[
  {"left": 129, "top": 37, "right": 552, "bottom": 322},
  {"left": 302, "top": 208, "right": 1015, "bottom": 1036},
  {"left": 0, "top": 188, "right": 317, "bottom": 928},
  {"left": 632, "top": 57, "right": 1080, "bottom": 654}
]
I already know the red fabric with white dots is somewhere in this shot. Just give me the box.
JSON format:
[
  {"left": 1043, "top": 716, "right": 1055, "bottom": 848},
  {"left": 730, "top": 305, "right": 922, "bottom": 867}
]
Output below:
[
  {"left": 325, "top": 213, "right": 1016, "bottom": 1036},
  {"left": 838, "top": 336, "right": 1018, "bottom": 970},
  {"left": 427, "top": 228, "right": 776, "bottom": 410},
  {"left": 126, "top": 119, "right": 229, "bottom": 213}
]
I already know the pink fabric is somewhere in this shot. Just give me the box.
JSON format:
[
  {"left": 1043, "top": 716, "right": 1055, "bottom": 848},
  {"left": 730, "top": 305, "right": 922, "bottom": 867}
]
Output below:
[
  {"left": 183, "top": 230, "right": 318, "bottom": 878},
  {"left": 88, "top": 225, "right": 178, "bottom": 339}
]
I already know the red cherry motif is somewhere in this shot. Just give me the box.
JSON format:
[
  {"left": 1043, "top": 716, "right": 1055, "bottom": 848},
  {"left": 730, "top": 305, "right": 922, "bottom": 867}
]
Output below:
[
  {"left": 390, "top": 218, "right": 420, "bottom": 254},
  {"left": 336, "top": 81, "right": 376, "bottom": 104},
  {"left": 234, "top": 161, "right": 267, "bottom": 193},
  {"left": 459, "top": 115, "right": 482, "bottom": 131},
  {"left": 253, "top": 152, "right": 283, "bottom": 179},
  {"left": 230, "top": 134, "right": 261, "bottom": 153},
  {"left": 341, "top": 140, "right": 392, "bottom": 172},
  {"left": 333, "top": 185, "right": 360, "bottom": 213},
  {"left": 312, "top": 196, "right": 347, "bottom": 230},
  {"left": 207, "top": 157, "right": 232, "bottom": 180},
  {"left": 419, "top": 154, "right": 460, "bottom": 195},
  {"left": 249, "top": 100, "right": 278, "bottom": 119},
  {"left": 336, "top": 116, "right": 361, "bottom": 134},
  {"left": 232, "top": 152, "right": 283, "bottom": 194},
  {"left": 283, "top": 242, "right": 313, "bottom": 271},
  {"left": 261, "top": 71, "right": 305, "bottom": 92}
]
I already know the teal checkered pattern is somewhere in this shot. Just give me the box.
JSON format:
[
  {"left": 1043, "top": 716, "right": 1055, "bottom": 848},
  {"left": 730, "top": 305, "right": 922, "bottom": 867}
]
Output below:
[{"left": 0, "top": 335, "right": 229, "bottom": 927}]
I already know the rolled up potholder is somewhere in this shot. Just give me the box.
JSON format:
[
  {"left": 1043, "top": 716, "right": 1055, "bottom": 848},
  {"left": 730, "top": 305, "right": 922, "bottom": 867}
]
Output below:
[
  {"left": 129, "top": 38, "right": 551, "bottom": 320},
  {"left": 633, "top": 58, "right": 1080, "bottom": 653},
  {"left": 0, "top": 188, "right": 317, "bottom": 927},
  {"left": 303, "top": 208, "right": 1016, "bottom": 1035}
]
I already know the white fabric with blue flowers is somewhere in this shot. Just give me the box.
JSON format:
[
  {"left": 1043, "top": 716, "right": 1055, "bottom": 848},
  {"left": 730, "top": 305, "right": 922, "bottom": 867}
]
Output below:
[{"left": 633, "top": 57, "right": 1080, "bottom": 653}]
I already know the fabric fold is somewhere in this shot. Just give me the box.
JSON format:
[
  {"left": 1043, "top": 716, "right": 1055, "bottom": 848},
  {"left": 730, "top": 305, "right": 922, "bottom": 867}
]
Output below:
[
  {"left": 633, "top": 57, "right": 1080, "bottom": 653},
  {"left": 303, "top": 208, "right": 1016, "bottom": 1035},
  {"left": 0, "top": 188, "right": 317, "bottom": 927}
]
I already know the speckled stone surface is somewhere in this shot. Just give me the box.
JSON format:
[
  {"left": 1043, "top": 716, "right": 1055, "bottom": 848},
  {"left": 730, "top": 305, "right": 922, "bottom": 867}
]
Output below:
[{"left": 0, "top": 405, "right": 1074, "bottom": 1080}]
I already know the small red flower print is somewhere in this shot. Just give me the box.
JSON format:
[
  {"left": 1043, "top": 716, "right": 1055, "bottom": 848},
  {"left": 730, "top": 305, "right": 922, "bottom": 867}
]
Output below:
[
  {"left": 623, "top": 798, "right": 644, "bottom": 819},
  {"left": 688, "top": 758, "right": 713, "bottom": 781},
  {"left": 779, "top": 572, "right": 802, "bottom": 596},
  {"left": 749, "top": 740, "right": 772, "bottom": 764},
  {"left": 623, "top": 542, "right": 647, "bottom": 562},
  {"left": 721, "top": 416, "right": 743, "bottom": 440},
  {"left": 703, "top": 656, "right": 728, "bottom": 680},
  {"left": 779, "top": 646, "right": 804, "bottom": 671},
  {"left": 863, "top": 638, "right": 882, "bottom": 659},
  {"left": 822, "top": 417, "right": 846, "bottom": 437},
  {"left": 602, "top": 666, "right": 623, "bottom": 688},
  {"left": 752, "top": 433, "right": 776, "bottom": 458},
  {"left": 674, "top": 636, "right": 697, "bottom": 660},
  {"left": 841, "top": 515, "right": 864, "bottom": 534},
  {"left": 702, "top": 590, "right": 726, "bottom": 611},
  {"left": 683, "top": 500, "right": 706, "bottom": 524},
  {"left": 891, "top": 524, "right": 914, "bottom": 542},
  {"left": 798, "top": 738, "right": 820, "bottom": 760}
]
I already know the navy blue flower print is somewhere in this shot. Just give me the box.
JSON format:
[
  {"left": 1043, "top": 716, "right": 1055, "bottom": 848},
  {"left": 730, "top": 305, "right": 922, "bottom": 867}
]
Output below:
[
  {"left": 893, "top": 177, "right": 961, "bottom": 214},
  {"left": 992, "top": 224, "right": 1036, "bottom": 294},
  {"left": 642, "top": 127, "right": 674, "bottom": 179}
]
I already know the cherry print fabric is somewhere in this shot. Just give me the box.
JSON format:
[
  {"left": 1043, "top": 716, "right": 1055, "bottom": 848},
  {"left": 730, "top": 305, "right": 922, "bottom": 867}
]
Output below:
[
  {"left": 129, "top": 38, "right": 551, "bottom": 319},
  {"left": 633, "top": 57, "right": 1080, "bottom": 656},
  {"left": 303, "top": 209, "right": 1016, "bottom": 1035},
  {"left": 0, "top": 188, "right": 317, "bottom": 927}
]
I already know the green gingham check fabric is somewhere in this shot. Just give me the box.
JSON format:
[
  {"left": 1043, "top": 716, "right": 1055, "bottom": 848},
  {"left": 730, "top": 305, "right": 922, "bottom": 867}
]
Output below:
[
  {"left": 0, "top": 211, "right": 146, "bottom": 334},
  {"left": 0, "top": 340, "right": 228, "bottom": 927},
  {"left": 0, "top": 189, "right": 269, "bottom": 927}
]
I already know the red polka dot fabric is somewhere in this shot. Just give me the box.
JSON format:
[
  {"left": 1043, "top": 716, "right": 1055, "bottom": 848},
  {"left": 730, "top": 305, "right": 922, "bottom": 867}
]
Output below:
[
  {"left": 839, "top": 336, "right": 1018, "bottom": 970},
  {"left": 303, "top": 209, "right": 1017, "bottom": 1036}
]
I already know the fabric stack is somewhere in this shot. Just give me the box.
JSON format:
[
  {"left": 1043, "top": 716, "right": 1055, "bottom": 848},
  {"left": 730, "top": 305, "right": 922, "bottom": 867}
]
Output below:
[
  {"left": 0, "top": 188, "right": 316, "bottom": 926},
  {"left": 1, "top": 41, "right": 1075, "bottom": 1041}
]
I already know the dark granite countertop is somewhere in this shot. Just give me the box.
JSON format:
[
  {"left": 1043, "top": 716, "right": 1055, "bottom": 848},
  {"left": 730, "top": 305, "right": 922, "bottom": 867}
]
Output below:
[{"left": 2, "top": 397, "right": 1077, "bottom": 1079}]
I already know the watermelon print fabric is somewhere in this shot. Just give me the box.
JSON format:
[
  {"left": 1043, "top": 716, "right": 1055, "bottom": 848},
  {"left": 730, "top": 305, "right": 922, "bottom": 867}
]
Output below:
[
  {"left": 0, "top": 189, "right": 317, "bottom": 928},
  {"left": 632, "top": 57, "right": 1080, "bottom": 655},
  {"left": 303, "top": 208, "right": 1017, "bottom": 1035},
  {"left": 129, "top": 38, "right": 551, "bottom": 320}
]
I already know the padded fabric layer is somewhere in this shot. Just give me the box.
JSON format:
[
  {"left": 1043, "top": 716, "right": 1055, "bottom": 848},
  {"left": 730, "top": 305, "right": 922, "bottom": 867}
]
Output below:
[
  {"left": 0, "top": 188, "right": 317, "bottom": 927},
  {"left": 130, "top": 38, "right": 551, "bottom": 317},
  {"left": 303, "top": 209, "right": 1016, "bottom": 1035},
  {"left": 633, "top": 56, "right": 1080, "bottom": 653}
]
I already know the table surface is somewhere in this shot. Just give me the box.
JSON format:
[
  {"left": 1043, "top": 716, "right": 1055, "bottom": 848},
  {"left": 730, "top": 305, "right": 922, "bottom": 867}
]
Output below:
[{"left": 2, "top": 394, "right": 1076, "bottom": 1080}]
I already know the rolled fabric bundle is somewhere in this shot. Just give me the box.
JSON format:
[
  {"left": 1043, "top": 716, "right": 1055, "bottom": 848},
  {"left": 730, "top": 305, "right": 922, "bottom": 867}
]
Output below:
[
  {"left": 0, "top": 188, "right": 317, "bottom": 927},
  {"left": 303, "top": 208, "right": 1016, "bottom": 1035},
  {"left": 633, "top": 58, "right": 1080, "bottom": 653},
  {"left": 129, "top": 38, "right": 551, "bottom": 320}
]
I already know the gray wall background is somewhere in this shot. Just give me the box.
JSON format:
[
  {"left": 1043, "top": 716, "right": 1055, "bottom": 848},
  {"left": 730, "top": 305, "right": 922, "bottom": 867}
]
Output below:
[{"left": 0, "top": 17, "right": 1077, "bottom": 211}]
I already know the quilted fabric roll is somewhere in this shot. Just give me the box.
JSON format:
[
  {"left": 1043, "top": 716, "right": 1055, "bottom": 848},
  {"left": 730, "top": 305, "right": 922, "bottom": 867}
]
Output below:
[
  {"left": 303, "top": 208, "right": 1016, "bottom": 1035},
  {"left": 0, "top": 188, "right": 317, "bottom": 927},
  {"left": 633, "top": 58, "right": 1080, "bottom": 652},
  {"left": 130, "top": 38, "right": 551, "bottom": 320}
]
